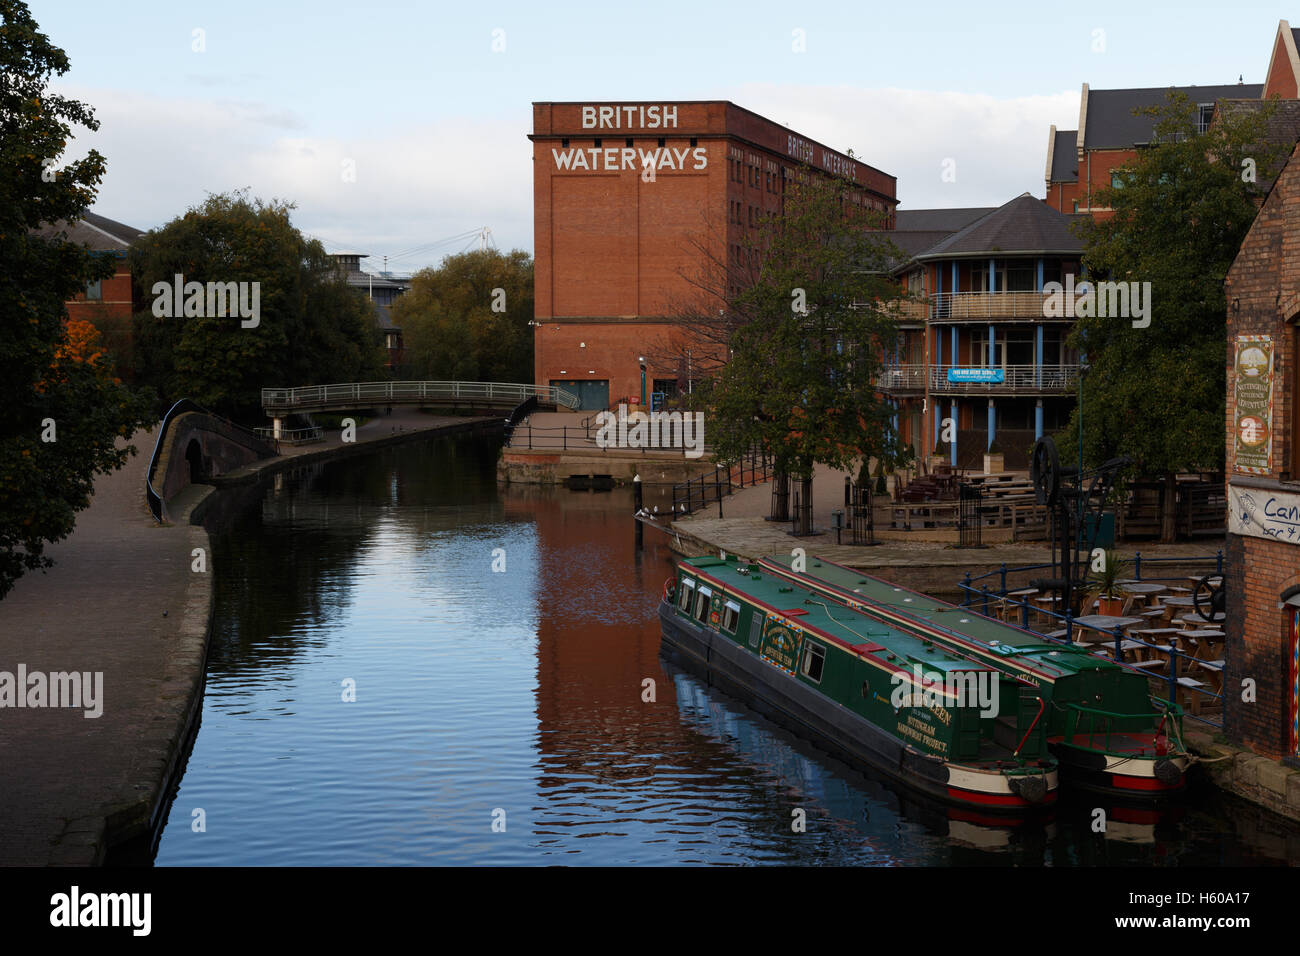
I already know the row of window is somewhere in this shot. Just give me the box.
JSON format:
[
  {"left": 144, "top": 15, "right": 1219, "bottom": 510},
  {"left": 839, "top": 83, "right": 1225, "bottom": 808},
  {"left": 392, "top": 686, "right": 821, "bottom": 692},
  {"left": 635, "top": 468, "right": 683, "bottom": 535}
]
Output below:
[
  {"left": 559, "top": 137, "right": 698, "bottom": 149},
  {"left": 728, "top": 201, "right": 771, "bottom": 227},
  {"left": 676, "top": 575, "right": 826, "bottom": 684}
]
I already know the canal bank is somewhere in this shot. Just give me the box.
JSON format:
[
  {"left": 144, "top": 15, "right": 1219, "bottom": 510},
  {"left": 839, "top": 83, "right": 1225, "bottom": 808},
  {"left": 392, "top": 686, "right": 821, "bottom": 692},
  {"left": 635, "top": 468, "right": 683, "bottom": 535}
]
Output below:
[{"left": 0, "top": 411, "right": 498, "bottom": 865}]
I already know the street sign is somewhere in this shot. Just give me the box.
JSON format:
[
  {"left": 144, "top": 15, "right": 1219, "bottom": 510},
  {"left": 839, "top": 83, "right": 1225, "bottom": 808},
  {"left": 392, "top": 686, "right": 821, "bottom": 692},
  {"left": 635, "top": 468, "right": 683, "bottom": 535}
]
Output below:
[{"left": 947, "top": 367, "right": 1005, "bottom": 384}]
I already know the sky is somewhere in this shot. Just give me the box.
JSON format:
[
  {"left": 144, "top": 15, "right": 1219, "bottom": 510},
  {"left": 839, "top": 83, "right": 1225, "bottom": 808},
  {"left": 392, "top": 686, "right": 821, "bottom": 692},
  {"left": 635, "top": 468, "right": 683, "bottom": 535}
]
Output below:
[{"left": 33, "top": 0, "right": 1293, "bottom": 274}]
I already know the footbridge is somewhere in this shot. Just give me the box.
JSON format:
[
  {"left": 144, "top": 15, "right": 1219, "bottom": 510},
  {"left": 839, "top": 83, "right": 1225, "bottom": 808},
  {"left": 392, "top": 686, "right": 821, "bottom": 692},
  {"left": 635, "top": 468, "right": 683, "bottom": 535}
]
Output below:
[{"left": 262, "top": 381, "right": 578, "bottom": 431}]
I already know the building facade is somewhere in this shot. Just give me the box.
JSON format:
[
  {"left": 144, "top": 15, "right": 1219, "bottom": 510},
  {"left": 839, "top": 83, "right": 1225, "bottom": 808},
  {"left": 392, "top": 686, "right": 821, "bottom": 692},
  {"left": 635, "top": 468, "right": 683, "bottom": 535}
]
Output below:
[
  {"left": 529, "top": 100, "right": 897, "bottom": 410},
  {"left": 878, "top": 195, "right": 1084, "bottom": 470},
  {"left": 330, "top": 252, "right": 410, "bottom": 372},
  {"left": 1223, "top": 137, "right": 1300, "bottom": 763}
]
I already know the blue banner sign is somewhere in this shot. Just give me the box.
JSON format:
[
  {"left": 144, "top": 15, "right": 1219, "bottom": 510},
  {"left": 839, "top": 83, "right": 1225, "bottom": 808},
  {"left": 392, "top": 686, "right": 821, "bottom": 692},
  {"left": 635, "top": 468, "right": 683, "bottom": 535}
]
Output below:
[{"left": 947, "top": 367, "right": 1005, "bottom": 384}]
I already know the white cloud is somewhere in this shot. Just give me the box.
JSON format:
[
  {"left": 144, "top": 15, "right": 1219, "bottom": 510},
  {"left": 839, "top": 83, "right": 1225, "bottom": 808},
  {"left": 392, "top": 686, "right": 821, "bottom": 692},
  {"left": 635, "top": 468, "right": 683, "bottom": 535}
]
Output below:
[
  {"left": 50, "top": 84, "right": 535, "bottom": 270},
  {"left": 728, "top": 83, "right": 1082, "bottom": 209},
  {"left": 50, "top": 82, "right": 1080, "bottom": 269}
]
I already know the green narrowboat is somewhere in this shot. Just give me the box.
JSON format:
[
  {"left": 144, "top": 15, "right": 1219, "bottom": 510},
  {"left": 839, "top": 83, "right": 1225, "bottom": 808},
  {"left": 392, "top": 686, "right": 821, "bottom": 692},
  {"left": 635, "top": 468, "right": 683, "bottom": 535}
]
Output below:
[
  {"left": 660, "top": 554, "right": 1059, "bottom": 813},
  {"left": 755, "top": 554, "right": 1191, "bottom": 798}
]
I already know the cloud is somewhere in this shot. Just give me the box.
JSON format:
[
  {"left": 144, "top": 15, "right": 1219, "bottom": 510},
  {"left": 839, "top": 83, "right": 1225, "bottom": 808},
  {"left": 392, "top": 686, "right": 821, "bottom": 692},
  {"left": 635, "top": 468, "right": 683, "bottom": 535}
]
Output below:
[
  {"left": 728, "top": 83, "right": 1082, "bottom": 209},
  {"left": 50, "top": 84, "right": 535, "bottom": 269},
  {"left": 49, "top": 82, "right": 1080, "bottom": 270}
]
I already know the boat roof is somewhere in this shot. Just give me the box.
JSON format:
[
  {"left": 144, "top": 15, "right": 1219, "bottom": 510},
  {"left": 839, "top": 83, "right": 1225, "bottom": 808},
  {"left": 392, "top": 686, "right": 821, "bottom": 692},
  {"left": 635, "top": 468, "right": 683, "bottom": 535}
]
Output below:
[
  {"left": 677, "top": 555, "right": 1004, "bottom": 686},
  {"left": 756, "top": 554, "right": 1114, "bottom": 679}
]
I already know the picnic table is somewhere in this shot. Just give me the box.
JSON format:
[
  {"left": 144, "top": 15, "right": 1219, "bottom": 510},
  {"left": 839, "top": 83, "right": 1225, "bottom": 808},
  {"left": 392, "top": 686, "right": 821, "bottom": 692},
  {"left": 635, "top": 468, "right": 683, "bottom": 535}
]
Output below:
[
  {"left": 1121, "top": 582, "right": 1167, "bottom": 597},
  {"left": 1072, "top": 615, "right": 1144, "bottom": 641}
]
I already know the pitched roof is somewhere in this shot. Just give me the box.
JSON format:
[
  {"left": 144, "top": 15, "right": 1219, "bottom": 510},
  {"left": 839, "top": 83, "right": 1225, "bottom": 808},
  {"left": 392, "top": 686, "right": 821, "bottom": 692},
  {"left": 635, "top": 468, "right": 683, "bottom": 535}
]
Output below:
[
  {"left": 1213, "top": 98, "right": 1300, "bottom": 192},
  {"left": 894, "top": 207, "right": 997, "bottom": 232},
  {"left": 912, "top": 193, "right": 1084, "bottom": 260},
  {"left": 31, "top": 210, "right": 142, "bottom": 252},
  {"left": 1049, "top": 128, "right": 1078, "bottom": 182},
  {"left": 1082, "top": 83, "right": 1263, "bottom": 149}
]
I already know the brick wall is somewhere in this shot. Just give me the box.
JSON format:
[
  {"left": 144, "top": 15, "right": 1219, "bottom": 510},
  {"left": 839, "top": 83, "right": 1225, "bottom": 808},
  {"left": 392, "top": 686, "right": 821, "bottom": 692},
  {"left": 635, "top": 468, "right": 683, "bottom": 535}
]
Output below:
[{"left": 1223, "top": 137, "right": 1300, "bottom": 758}]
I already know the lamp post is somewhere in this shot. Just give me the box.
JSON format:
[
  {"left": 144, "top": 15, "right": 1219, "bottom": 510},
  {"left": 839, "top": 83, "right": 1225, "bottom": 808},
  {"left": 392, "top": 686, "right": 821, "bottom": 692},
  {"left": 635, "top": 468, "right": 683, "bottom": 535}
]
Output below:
[{"left": 639, "top": 356, "right": 646, "bottom": 408}]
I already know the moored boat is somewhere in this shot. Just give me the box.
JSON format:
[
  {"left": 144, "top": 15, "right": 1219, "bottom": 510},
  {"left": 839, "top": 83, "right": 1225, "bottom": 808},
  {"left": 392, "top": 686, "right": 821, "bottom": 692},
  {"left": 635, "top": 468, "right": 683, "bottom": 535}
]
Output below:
[
  {"left": 660, "top": 554, "right": 1059, "bottom": 813},
  {"left": 755, "top": 554, "right": 1192, "bottom": 798}
]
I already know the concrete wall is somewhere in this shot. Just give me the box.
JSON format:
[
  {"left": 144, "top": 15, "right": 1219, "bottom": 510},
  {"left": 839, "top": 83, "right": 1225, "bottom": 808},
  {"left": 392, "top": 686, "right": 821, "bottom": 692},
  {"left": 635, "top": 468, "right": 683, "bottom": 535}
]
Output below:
[{"left": 153, "top": 412, "right": 277, "bottom": 508}]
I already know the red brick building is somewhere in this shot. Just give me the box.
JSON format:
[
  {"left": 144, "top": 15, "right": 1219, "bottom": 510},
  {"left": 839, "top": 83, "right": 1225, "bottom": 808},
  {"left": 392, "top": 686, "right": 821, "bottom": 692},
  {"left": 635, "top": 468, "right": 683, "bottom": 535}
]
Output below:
[
  {"left": 34, "top": 211, "right": 143, "bottom": 378},
  {"left": 1223, "top": 137, "right": 1300, "bottom": 763},
  {"left": 529, "top": 101, "right": 897, "bottom": 409}
]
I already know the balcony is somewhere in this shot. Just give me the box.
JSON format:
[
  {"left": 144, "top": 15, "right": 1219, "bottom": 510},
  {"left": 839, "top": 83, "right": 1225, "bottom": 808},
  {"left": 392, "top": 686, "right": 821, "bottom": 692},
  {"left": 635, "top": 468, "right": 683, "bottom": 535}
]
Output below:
[
  {"left": 929, "top": 291, "right": 1064, "bottom": 323},
  {"left": 876, "top": 364, "right": 1080, "bottom": 395}
]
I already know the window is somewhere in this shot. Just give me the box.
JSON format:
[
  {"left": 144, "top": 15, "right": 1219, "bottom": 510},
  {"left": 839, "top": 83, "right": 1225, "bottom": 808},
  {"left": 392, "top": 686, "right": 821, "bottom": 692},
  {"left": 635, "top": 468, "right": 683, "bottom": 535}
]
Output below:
[
  {"left": 593, "top": 138, "right": 601, "bottom": 147},
  {"left": 689, "top": 137, "right": 697, "bottom": 148},
  {"left": 748, "top": 612, "right": 763, "bottom": 648},
  {"left": 800, "top": 642, "right": 826, "bottom": 683},
  {"left": 694, "top": 586, "right": 712, "bottom": 624},
  {"left": 561, "top": 138, "right": 569, "bottom": 148},
  {"left": 721, "top": 601, "right": 741, "bottom": 634},
  {"left": 1197, "top": 103, "right": 1214, "bottom": 134},
  {"left": 85, "top": 279, "right": 102, "bottom": 301},
  {"left": 677, "top": 578, "right": 695, "bottom": 613},
  {"left": 625, "top": 137, "right": 633, "bottom": 148},
  {"left": 1072, "top": 200, "right": 1078, "bottom": 214}
]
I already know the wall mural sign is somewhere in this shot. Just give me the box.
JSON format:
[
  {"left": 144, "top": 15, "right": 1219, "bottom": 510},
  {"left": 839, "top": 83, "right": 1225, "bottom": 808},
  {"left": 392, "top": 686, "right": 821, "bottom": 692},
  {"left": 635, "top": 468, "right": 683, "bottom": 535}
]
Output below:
[
  {"left": 1228, "top": 484, "right": 1300, "bottom": 545},
  {"left": 1233, "top": 334, "right": 1274, "bottom": 474}
]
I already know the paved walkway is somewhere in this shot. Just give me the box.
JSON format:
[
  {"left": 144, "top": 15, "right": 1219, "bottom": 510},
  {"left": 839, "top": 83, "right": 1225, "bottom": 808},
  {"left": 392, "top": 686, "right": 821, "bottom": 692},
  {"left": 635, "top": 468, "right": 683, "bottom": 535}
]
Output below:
[
  {"left": 0, "top": 409, "right": 488, "bottom": 864},
  {"left": 0, "top": 426, "right": 204, "bottom": 864}
]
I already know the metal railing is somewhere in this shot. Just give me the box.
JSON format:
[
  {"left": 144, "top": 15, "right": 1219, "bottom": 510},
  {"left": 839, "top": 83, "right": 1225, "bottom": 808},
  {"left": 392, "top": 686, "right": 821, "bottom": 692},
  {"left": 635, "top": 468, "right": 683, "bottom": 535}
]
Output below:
[
  {"left": 930, "top": 291, "right": 1057, "bottom": 321},
  {"left": 956, "top": 552, "right": 1226, "bottom": 728},
  {"left": 262, "top": 381, "right": 580, "bottom": 411},
  {"left": 254, "top": 425, "right": 324, "bottom": 446},
  {"left": 876, "top": 364, "right": 1081, "bottom": 394},
  {"left": 671, "top": 449, "right": 772, "bottom": 516}
]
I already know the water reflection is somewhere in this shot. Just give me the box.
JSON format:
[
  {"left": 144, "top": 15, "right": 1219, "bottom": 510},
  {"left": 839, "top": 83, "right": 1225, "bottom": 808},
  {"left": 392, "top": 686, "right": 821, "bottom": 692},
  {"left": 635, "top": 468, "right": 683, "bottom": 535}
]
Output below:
[{"left": 149, "top": 435, "right": 1299, "bottom": 865}]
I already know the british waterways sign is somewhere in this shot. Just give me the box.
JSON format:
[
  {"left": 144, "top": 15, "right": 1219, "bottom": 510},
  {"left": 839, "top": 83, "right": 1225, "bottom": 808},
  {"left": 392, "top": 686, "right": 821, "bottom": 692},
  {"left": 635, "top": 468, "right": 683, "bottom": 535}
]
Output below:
[{"left": 1228, "top": 484, "right": 1300, "bottom": 545}]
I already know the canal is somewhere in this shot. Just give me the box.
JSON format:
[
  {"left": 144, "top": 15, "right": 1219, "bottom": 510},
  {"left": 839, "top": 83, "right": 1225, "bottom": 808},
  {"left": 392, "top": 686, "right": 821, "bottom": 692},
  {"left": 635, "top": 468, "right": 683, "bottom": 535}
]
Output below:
[{"left": 150, "top": 433, "right": 1296, "bottom": 865}]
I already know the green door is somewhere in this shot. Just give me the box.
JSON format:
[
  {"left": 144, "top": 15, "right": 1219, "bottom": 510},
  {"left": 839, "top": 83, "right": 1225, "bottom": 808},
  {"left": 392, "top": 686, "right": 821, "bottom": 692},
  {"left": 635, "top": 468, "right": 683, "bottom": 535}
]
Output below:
[{"left": 551, "top": 379, "right": 609, "bottom": 411}]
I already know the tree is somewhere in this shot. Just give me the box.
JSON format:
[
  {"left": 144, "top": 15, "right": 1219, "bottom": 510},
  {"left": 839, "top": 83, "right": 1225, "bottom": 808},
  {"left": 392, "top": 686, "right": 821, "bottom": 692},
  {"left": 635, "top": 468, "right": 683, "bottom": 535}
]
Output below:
[
  {"left": 393, "top": 249, "right": 533, "bottom": 383},
  {"left": 0, "top": 0, "right": 152, "bottom": 599},
  {"left": 130, "top": 191, "right": 388, "bottom": 421},
  {"left": 1063, "top": 91, "right": 1289, "bottom": 540},
  {"left": 707, "top": 174, "right": 908, "bottom": 533}
]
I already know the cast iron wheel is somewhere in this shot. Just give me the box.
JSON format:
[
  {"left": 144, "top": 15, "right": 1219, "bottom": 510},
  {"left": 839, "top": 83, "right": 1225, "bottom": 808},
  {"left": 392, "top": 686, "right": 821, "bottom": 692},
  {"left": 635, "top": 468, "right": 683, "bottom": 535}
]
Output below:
[
  {"left": 1193, "top": 574, "right": 1226, "bottom": 625},
  {"left": 1030, "top": 437, "right": 1061, "bottom": 507}
]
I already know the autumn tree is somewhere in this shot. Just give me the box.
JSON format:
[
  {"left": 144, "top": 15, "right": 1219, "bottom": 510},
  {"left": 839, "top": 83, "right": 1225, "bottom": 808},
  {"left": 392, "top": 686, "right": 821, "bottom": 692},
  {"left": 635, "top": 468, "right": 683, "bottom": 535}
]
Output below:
[
  {"left": 131, "top": 191, "right": 388, "bottom": 420},
  {"left": 706, "top": 174, "right": 908, "bottom": 533},
  {"left": 392, "top": 249, "right": 534, "bottom": 383},
  {"left": 1064, "top": 91, "right": 1289, "bottom": 540},
  {"left": 0, "top": 0, "right": 152, "bottom": 598}
]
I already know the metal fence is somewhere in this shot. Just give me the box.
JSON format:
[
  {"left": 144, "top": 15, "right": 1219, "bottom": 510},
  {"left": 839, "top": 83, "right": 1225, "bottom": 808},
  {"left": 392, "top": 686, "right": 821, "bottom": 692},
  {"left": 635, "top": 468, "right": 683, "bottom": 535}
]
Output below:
[
  {"left": 262, "top": 381, "right": 580, "bottom": 411},
  {"left": 671, "top": 449, "right": 771, "bottom": 516},
  {"left": 957, "top": 552, "right": 1226, "bottom": 728}
]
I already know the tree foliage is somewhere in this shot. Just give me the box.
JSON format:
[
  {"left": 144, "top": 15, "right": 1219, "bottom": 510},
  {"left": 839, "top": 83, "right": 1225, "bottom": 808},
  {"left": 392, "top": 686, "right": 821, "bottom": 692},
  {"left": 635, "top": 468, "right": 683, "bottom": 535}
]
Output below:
[
  {"left": 1062, "top": 92, "right": 1288, "bottom": 482},
  {"left": 706, "top": 175, "right": 908, "bottom": 482},
  {"left": 0, "top": 0, "right": 152, "bottom": 598},
  {"left": 392, "top": 248, "right": 534, "bottom": 383},
  {"left": 130, "top": 191, "right": 387, "bottom": 420}
]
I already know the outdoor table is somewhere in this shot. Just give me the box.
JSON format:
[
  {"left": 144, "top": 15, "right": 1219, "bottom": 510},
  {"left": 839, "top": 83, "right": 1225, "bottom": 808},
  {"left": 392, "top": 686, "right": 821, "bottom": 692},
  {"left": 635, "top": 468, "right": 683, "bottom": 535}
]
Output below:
[
  {"left": 1072, "top": 615, "right": 1144, "bottom": 642},
  {"left": 1121, "top": 582, "right": 1167, "bottom": 596},
  {"left": 1163, "top": 595, "right": 1195, "bottom": 607}
]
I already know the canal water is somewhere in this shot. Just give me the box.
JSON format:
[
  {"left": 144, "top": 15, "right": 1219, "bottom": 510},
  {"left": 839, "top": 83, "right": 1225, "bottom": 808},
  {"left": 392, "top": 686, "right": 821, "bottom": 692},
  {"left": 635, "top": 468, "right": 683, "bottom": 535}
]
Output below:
[{"left": 151, "top": 434, "right": 1296, "bottom": 865}]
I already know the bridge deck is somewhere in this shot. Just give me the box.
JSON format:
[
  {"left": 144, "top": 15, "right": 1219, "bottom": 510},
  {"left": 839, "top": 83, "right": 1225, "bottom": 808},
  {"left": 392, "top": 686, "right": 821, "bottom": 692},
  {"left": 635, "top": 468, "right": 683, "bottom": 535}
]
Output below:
[{"left": 262, "top": 381, "right": 578, "bottom": 415}]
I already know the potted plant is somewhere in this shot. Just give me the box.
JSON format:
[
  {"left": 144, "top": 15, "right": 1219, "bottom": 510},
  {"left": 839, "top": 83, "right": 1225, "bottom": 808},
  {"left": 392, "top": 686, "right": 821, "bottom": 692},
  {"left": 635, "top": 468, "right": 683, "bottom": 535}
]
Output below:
[
  {"left": 1084, "top": 549, "right": 1130, "bottom": 616},
  {"left": 983, "top": 438, "right": 1005, "bottom": 475},
  {"left": 931, "top": 439, "right": 950, "bottom": 471}
]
